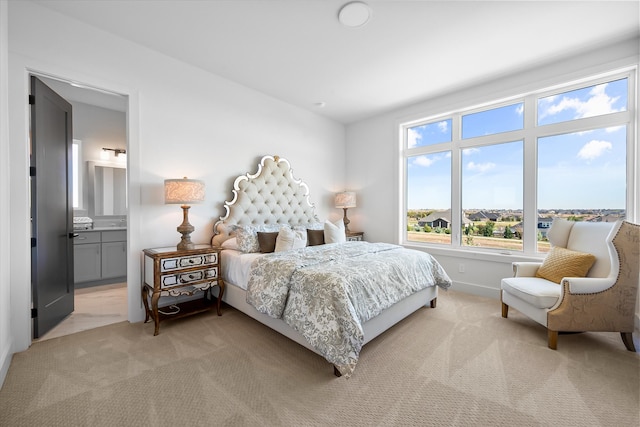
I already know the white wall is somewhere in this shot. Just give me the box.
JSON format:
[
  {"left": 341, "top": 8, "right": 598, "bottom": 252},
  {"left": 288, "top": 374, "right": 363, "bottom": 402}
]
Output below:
[
  {"left": 345, "top": 36, "right": 640, "bottom": 314},
  {"left": 1, "top": 0, "right": 345, "bottom": 386},
  {"left": 0, "top": 0, "right": 12, "bottom": 386}
]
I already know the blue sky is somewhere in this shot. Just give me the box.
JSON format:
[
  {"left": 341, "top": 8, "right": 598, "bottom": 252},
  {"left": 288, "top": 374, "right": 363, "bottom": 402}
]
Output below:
[{"left": 407, "top": 78, "right": 627, "bottom": 210}]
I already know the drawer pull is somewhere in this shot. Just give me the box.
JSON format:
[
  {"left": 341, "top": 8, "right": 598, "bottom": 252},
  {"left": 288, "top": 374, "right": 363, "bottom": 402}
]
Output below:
[{"left": 180, "top": 274, "right": 196, "bottom": 283}]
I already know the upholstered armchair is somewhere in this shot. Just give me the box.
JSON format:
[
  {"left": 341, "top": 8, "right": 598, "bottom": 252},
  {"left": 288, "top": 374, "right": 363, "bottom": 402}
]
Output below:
[{"left": 501, "top": 219, "right": 639, "bottom": 352}]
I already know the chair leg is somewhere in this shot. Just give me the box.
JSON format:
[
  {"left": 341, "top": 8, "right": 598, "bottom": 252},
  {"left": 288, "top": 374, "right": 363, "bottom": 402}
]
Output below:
[
  {"left": 501, "top": 302, "right": 508, "bottom": 318},
  {"left": 620, "top": 332, "right": 636, "bottom": 352},
  {"left": 548, "top": 330, "right": 558, "bottom": 350}
]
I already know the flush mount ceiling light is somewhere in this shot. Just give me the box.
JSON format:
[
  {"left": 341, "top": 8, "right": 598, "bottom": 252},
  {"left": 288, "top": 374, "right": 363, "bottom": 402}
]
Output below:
[{"left": 338, "top": 2, "right": 372, "bottom": 28}]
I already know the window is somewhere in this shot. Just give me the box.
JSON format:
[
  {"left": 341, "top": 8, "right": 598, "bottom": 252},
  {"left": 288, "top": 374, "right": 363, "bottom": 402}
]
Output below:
[
  {"left": 408, "top": 119, "right": 452, "bottom": 147},
  {"left": 461, "top": 140, "right": 523, "bottom": 250},
  {"left": 537, "top": 78, "right": 627, "bottom": 126},
  {"left": 402, "top": 71, "right": 634, "bottom": 255},
  {"left": 462, "top": 103, "right": 523, "bottom": 139},
  {"left": 406, "top": 151, "right": 452, "bottom": 244},
  {"left": 72, "top": 139, "right": 81, "bottom": 209}
]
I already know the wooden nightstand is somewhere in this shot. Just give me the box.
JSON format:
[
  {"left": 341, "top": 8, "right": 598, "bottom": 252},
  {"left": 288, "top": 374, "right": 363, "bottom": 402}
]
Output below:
[
  {"left": 346, "top": 231, "right": 364, "bottom": 241},
  {"left": 142, "top": 244, "right": 224, "bottom": 336}
]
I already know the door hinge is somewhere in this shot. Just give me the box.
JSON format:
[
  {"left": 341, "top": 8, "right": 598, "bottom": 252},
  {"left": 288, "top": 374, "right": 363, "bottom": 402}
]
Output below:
[
  {"left": 30, "top": 166, "right": 36, "bottom": 177},
  {"left": 28, "top": 95, "right": 35, "bottom": 105},
  {"left": 31, "top": 237, "right": 36, "bottom": 247},
  {"left": 31, "top": 308, "right": 37, "bottom": 318}
]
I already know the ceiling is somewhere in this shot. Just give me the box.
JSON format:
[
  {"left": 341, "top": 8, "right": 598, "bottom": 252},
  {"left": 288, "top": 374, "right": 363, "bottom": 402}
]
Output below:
[{"left": 32, "top": 0, "right": 639, "bottom": 124}]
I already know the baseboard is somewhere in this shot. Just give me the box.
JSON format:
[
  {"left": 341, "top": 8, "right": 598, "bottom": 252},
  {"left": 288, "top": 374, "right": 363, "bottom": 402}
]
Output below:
[
  {"left": 0, "top": 342, "right": 12, "bottom": 390},
  {"left": 450, "top": 280, "right": 500, "bottom": 300}
]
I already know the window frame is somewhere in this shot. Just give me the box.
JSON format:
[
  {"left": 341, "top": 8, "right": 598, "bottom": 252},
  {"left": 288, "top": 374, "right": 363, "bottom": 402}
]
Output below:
[
  {"left": 72, "top": 139, "right": 82, "bottom": 210},
  {"left": 400, "top": 68, "right": 636, "bottom": 257}
]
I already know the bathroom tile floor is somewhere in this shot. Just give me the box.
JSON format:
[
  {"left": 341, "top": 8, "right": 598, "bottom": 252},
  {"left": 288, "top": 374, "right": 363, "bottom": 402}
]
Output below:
[{"left": 36, "top": 282, "right": 128, "bottom": 341}]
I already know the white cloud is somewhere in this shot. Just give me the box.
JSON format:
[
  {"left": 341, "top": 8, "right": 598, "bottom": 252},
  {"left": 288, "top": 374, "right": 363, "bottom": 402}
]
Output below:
[
  {"left": 407, "top": 128, "right": 421, "bottom": 148},
  {"left": 539, "top": 82, "right": 621, "bottom": 120},
  {"left": 466, "top": 161, "right": 495, "bottom": 172},
  {"left": 577, "top": 139, "right": 612, "bottom": 161},
  {"left": 515, "top": 104, "right": 524, "bottom": 115},
  {"left": 437, "top": 120, "right": 448, "bottom": 133},
  {"left": 413, "top": 155, "right": 435, "bottom": 167}
]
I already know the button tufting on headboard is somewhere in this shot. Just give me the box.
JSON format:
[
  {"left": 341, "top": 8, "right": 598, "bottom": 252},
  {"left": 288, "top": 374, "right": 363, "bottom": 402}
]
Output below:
[{"left": 212, "top": 155, "right": 319, "bottom": 246}]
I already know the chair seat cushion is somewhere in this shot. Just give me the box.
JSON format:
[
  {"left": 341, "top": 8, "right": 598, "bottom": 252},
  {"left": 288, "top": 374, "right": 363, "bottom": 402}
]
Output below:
[{"left": 501, "top": 276, "right": 562, "bottom": 309}]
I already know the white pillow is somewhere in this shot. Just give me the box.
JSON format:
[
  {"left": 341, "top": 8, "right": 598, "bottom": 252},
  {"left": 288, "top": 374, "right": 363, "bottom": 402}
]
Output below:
[
  {"left": 220, "top": 237, "right": 239, "bottom": 250},
  {"left": 324, "top": 219, "right": 346, "bottom": 244},
  {"left": 275, "top": 226, "right": 307, "bottom": 252}
]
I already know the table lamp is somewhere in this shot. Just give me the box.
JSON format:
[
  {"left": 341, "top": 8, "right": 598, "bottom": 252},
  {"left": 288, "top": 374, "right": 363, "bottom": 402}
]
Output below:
[
  {"left": 164, "top": 177, "right": 205, "bottom": 250},
  {"left": 334, "top": 191, "right": 357, "bottom": 234}
]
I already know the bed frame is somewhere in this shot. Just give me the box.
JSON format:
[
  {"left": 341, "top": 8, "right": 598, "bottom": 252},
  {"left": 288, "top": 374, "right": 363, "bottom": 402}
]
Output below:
[{"left": 212, "top": 155, "right": 437, "bottom": 375}]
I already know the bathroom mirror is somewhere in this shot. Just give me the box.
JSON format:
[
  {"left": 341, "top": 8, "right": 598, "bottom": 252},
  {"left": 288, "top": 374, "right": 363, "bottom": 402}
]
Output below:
[{"left": 87, "top": 161, "right": 127, "bottom": 217}]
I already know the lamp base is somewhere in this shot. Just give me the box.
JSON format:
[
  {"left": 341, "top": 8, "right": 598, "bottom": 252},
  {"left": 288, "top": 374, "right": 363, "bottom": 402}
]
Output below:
[
  {"left": 343, "top": 207, "right": 351, "bottom": 234},
  {"left": 176, "top": 205, "right": 195, "bottom": 251},
  {"left": 176, "top": 237, "right": 195, "bottom": 251}
]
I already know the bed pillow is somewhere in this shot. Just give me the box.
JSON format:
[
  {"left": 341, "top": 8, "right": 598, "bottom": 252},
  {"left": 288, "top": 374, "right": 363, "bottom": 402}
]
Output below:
[
  {"left": 275, "top": 226, "right": 307, "bottom": 252},
  {"left": 220, "top": 237, "right": 239, "bottom": 250},
  {"left": 324, "top": 219, "right": 346, "bottom": 244},
  {"left": 535, "top": 246, "right": 596, "bottom": 284},
  {"left": 307, "top": 229, "right": 325, "bottom": 246},
  {"left": 257, "top": 231, "right": 279, "bottom": 253},
  {"left": 236, "top": 224, "right": 280, "bottom": 253},
  {"left": 305, "top": 221, "right": 325, "bottom": 230}
]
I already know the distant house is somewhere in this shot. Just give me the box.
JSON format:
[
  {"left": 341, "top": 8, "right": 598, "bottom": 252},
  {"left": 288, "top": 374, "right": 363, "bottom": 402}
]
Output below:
[
  {"left": 538, "top": 216, "right": 553, "bottom": 229},
  {"left": 418, "top": 210, "right": 451, "bottom": 229},
  {"left": 468, "top": 211, "right": 501, "bottom": 222},
  {"left": 417, "top": 209, "right": 471, "bottom": 229},
  {"left": 512, "top": 216, "right": 554, "bottom": 238}
]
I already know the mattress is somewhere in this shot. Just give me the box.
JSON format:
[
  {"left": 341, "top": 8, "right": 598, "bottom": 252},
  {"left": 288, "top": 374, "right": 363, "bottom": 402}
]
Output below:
[{"left": 220, "top": 249, "right": 263, "bottom": 290}]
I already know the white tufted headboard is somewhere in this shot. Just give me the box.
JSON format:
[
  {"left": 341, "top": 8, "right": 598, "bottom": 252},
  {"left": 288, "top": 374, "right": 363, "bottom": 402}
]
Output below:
[{"left": 212, "top": 155, "right": 319, "bottom": 246}]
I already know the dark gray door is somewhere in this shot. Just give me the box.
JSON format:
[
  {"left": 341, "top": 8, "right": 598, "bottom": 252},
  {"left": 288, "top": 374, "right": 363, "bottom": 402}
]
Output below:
[{"left": 30, "top": 76, "right": 74, "bottom": 338}]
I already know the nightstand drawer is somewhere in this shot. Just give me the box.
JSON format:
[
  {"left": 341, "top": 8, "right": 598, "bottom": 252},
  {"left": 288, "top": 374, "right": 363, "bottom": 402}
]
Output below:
[
  {"left": 346, "top": 232, "right": 364, "bottom": 241},
  {"left": 160, "top": 267, "right": 218, "bottom": 289},
  {"left": 160, "top": 252, "right": 218, "bottom": 272}
]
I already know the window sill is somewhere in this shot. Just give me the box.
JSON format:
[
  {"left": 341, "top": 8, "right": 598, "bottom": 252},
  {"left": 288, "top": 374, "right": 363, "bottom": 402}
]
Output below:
[{"left": 401, "top": 242, "right": 544, "bottom": 264}]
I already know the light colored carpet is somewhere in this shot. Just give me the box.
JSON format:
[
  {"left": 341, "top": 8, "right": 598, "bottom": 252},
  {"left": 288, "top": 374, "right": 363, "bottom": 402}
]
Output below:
[{"left": 1, "top": 290, "right": 638, "bottom": 426}]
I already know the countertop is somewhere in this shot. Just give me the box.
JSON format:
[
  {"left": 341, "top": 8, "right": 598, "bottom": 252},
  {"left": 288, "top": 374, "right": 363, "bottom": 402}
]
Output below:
[{"left": 75, "top": 227, "right": 127, "bottom": 232}]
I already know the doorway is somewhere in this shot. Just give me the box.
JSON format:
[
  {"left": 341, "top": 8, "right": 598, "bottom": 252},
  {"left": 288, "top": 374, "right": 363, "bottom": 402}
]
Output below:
[{"left": 33, "top": 74, "right": 129, "bottom": 341}]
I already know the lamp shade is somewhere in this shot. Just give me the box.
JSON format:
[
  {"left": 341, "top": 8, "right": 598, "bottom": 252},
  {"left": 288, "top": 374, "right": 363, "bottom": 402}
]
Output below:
[
  {"left": 335, "top": 191, "right": 357, "bottom": 209},
  {"left": 164, "top": 177, "right": 205, "bottom": 205}
]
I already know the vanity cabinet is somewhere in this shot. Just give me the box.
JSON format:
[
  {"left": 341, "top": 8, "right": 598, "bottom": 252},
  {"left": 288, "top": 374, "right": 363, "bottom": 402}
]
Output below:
[
  {"left": 74, "top": 229, "right": 127, "bottom": 286},
  {"left": 74, "top": 232, "right": 102, "bottom": 283}
]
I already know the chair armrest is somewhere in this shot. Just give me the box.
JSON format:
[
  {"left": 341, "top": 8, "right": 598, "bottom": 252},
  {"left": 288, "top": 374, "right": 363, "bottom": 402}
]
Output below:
[
  {"left": 512, "top": 262, "right": 542, "bottom": 277},
  {"left": 563, "top": 277, "right": 615, "bottom": 294}
]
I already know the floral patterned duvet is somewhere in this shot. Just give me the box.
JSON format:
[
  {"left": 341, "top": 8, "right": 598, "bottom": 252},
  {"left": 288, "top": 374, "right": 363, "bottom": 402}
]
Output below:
[{"left": 246, "top": 241, "right": 452, "bottom": 377}]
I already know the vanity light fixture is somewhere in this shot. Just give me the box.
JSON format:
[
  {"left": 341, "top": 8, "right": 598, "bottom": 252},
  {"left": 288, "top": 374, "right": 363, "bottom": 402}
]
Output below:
[
  {"left": 335, "top": 191, "right": 357, "bottom": 233},
  {"left": 102, "top": 147, "right": 127, "bottom": 157},
  {"left": 164, "top": 177, "right": 205, "bottom": 250}
]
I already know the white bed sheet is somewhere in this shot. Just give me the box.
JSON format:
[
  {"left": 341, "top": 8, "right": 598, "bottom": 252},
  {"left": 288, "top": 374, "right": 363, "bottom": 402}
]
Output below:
[{"left": 220, "top": 249, "right": 263, "bottom": 290}]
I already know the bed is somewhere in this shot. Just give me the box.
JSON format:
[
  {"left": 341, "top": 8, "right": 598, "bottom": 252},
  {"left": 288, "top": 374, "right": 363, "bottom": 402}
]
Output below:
[{"left": 212, "top": 155, "right": 451, "bottom": 377}]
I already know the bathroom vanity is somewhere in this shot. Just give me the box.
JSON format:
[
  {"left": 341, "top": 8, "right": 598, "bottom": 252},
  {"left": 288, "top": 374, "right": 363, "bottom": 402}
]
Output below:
[
  {"left": 73, "top": 160, "right": 128, "bottom": 287},
  {"left": 74, "top": 227, "right": 127, "bottom": 287}
]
